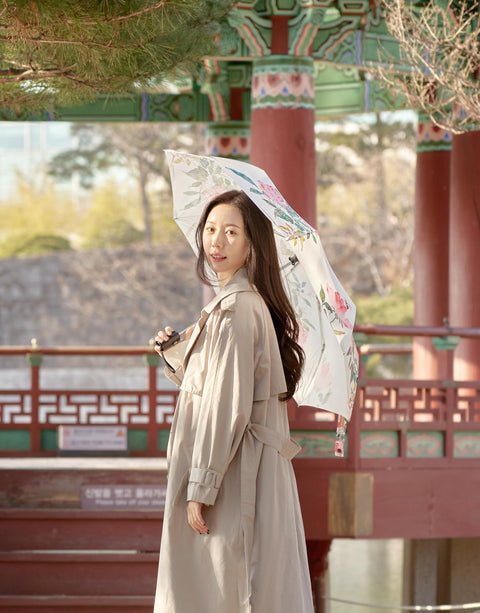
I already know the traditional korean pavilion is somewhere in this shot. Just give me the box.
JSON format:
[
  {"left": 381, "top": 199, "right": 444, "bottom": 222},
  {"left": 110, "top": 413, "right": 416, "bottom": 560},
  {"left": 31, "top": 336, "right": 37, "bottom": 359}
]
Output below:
[{"left": 1, "top": 1, "right": 480, "bottom": 611}]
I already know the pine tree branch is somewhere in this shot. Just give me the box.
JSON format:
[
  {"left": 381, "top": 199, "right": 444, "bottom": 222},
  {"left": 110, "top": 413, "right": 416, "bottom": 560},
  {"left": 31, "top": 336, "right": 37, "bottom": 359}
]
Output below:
[
  {"left": 0, "top": 34, "right": 135, "bottom": 50},
  {"left": 0, "top": 67, "right": 74, "bottom": 82},
  {"left": 0, "top": 0, "right": 235, "bottom": 112},
  {"left": 0, "top": 1, "right": 171, "bottom": 29},
  {"left": 81, "top": 1, "right": 169, "bottom": 26}
]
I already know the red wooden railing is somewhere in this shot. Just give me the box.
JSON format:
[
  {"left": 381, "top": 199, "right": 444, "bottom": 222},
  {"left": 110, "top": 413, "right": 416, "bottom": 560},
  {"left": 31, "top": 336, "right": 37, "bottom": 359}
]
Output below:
[
  {"left": 0, "top": 345, "right": 176, "bottom": 457},
  {"left": 1, "top": 325, "right": 480, "bottom": 462}
]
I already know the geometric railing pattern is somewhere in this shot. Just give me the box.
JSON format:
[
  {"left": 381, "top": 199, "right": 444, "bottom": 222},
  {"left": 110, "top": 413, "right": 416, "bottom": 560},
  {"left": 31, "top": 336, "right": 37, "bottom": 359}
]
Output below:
[{"left": 358, "top": 379, "right": 480, "bottom": 424}]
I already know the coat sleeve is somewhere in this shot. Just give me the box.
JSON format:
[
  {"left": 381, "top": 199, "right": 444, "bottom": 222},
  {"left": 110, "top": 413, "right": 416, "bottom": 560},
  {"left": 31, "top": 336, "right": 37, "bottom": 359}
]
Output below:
[
  {"left": 162, "top": 340, "right": 189, "bottom": 387},
  {"left": 187, "top": 297, "right": 256, "bottom": 506}
]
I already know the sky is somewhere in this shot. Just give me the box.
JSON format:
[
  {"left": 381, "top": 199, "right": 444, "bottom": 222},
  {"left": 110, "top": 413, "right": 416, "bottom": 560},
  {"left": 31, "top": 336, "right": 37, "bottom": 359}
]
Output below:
[{"left": 0, "top": 123, "right": 74, "bottom": 200}]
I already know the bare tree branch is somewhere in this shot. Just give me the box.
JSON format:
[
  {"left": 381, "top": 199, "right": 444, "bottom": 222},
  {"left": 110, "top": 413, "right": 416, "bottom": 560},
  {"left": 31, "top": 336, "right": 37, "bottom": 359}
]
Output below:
[{"left": 376, "top": 0, "right": 480, "bottom": 133}]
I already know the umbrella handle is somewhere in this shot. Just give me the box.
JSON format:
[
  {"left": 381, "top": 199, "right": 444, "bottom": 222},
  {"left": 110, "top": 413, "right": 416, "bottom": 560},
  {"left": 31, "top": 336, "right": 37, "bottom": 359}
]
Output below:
[
  {"left": 155, "top": 330, "right": 180, "bottom": 373},
  {"left": 155, "top": 330, "right": 180, "bottom": 351}
]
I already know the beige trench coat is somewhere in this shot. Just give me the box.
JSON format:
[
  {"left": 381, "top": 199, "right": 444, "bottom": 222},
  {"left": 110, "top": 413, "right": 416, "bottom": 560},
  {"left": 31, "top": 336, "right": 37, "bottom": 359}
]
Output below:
[{"left": 154, "top": 269, "right": 314, "bottom": 613}]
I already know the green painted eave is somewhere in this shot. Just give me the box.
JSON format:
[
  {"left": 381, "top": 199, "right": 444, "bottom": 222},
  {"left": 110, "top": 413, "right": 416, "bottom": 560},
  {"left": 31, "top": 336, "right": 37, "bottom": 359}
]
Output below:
[{"left": 0, "top": 92, "right": 211, "bottom": 123}]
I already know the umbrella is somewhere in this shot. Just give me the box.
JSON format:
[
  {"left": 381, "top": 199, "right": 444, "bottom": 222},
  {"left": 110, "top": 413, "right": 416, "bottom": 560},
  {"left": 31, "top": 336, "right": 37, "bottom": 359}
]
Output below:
[{"left": 165, "top": 149, "right": 359, "bottom": 456}]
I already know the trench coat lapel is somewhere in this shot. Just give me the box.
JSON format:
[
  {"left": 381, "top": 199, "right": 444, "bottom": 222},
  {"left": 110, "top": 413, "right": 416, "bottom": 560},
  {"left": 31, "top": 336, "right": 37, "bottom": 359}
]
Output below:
[{"left": 183, "top": 269, "right": 253, "bottom": 369}]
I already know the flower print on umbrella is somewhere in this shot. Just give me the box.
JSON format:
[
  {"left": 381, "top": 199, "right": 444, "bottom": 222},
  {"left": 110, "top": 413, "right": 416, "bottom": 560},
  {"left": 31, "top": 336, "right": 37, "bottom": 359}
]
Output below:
[
  {"left": 319, "top": 360, "right": 333, "bottom": 389},
  {"left": 308, "top": 360, "right": 333, "bottom": 408},
  {"left": 224, "top": 166, "right": 315, "bottom": 244},
  {"left": 320, "top": 283, "right": 352, "bottom": 333},
  {"left": 182, "top": 158, "right": 236, "bottom": 211},
  {"left": 255, "top": 182, "right": 315, "bottom": 242},
  {"left": 297, "top": 319, "right": 309, "bottom": 348},
  {"left": 202, "top": 183, "right": 232, "bottom": 203},
  {"left": 274, "top": 217, "right": 317, "bottom": 247},
  {"left": 283, "top": 268, "right": 315, "bottom": 333},
  {"left": 258, "top": 180, "right": 286, "bottom": 206},
  {"left": 326, "top": 284, "right": 348, "bottom": 318}
]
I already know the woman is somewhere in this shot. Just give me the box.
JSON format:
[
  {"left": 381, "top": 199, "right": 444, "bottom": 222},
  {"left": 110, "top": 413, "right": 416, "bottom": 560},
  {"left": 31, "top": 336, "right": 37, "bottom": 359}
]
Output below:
[{"left": 153, "top": 190, "right": 314, "bottom": 613}]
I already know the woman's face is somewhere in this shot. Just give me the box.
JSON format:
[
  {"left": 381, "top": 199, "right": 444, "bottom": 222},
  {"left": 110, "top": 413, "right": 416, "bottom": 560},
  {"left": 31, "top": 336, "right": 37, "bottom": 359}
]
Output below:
[{"left": 202, "top": 203, "right": 250, "bottom": 288}]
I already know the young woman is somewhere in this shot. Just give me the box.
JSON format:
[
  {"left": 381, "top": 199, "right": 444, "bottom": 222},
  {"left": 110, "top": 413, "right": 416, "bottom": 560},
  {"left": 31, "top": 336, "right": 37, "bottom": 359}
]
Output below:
[{"left": 153, "top": 190, "right": 314, "bottom": 613}]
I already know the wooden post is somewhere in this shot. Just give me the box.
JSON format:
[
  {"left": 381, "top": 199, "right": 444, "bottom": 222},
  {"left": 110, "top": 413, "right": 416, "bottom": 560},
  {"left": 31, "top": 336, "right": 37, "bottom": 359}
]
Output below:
[
  {"left": 144, "top": 351, "right": 160, "bottom": 455},
  {"left": 450, "top": 130, "right": 480, "bottom": 381},
  {"left": 27, "top": 351, "right": 43, "bottom": 455},
  {"left": 413, "top": 118, "right": 451, "bottom": 380},
  {"left": 328, "top": 473, "right": 373, "bottom": 537}
]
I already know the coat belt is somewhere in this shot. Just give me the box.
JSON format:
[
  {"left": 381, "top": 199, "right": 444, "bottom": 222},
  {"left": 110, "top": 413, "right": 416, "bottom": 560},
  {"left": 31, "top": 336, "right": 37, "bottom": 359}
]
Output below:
[
  {"left": 239, "top": 422, "right": 301, "bottom": 611},
  {"left": 238, "top": 422, "right": 301, "bottom": 611},
  {"left": 246, "top": 422, "right": 301, "bottom": 460}
]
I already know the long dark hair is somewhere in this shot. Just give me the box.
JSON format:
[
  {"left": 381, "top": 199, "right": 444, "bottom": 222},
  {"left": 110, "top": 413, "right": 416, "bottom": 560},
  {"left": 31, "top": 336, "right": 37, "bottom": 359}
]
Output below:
[{"left": 195, "top": 190, "right": 304, "bottom": 401}]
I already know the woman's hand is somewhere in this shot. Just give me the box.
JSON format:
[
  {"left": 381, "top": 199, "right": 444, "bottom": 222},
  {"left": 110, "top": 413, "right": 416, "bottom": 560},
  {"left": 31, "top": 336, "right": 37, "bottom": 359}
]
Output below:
[
  {"left": 154, "top": 326, "right": 174, "bottom": 355},
  {"left": 154, "top": 325, "right": 195, "bottom": 355},
  {"left": 187, "top": 501, "right": 209, "bottom": 535}
]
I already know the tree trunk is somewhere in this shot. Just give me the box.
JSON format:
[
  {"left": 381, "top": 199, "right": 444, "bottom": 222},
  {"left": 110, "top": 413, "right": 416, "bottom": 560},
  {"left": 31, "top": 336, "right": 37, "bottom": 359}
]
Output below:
[
  {"left": 374, "top": 112, "right": 387, "bottom": 227},
  {"left": 137, "top": 155, "right": 152, "bottom": 246}
]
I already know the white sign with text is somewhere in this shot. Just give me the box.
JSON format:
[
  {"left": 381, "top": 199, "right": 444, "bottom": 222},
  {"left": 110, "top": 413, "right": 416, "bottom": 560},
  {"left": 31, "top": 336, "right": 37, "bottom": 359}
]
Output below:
[{"left": 58, "top": 425, "right": 128, "bottom": 451}]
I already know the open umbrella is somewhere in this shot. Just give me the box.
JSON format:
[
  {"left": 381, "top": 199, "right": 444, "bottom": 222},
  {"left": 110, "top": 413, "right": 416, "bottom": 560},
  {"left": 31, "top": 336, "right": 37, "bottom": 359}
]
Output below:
[{"left": 165, "top": 149, "right": 359, "bottom": 456}]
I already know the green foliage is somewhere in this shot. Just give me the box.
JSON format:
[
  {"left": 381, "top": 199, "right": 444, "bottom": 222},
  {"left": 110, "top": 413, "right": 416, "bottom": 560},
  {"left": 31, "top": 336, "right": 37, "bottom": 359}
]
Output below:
[
  {"left": 354, "top": 284, "right": 414, "bottom": 378},
  {"left": 0, "top": 171, "right": 77, "bottom": 236},
  {"left": 82, "top": 218, "right": 144, "bottom": 249},
  {"left": 80, "top": 179, "right": 144, "bottom": 249},
  {"left": 354, "top": 284, "right": 414, "bottom": 327},
  {"left": 0, "top": 0, "right": 235, "bottom": 113},
  {"left": 0, "top": 233, "right": 71, "bottom": 258},
  {"left": 0, "top": 171, "right": 76, "bottom": 257}
]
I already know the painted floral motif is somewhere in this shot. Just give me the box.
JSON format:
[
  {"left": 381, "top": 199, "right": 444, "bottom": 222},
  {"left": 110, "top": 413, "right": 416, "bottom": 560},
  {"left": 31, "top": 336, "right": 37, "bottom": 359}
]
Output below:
[
  {"left": 224, "top": 166, "right": 315, "bottom": 245},
  {"left": 173, "top": 153, "right": 237, "bottom": 211},
  {"left": 306, "top": 379, "right": 332, "bottom": 409},
  {"left": 251, "top": 71, "right": 315, "bottom": 110},
  {"left": 258, "top": 180, "right": 286, "bottom": 205},
  {"left": 283, "top": 269, "right": 316, "bottom": 333},
  {"left": 327, "top": 284, "right": 348, "bottom": 318},
  {"left": 202, "top": 183, "right": 231, "bottom": 203},
  {"left": 319, "top": 361, "right": 333, "bottom": 391},
  {"left": 320, "top": 283, "right": 353, "bottom": 333},
  {"left": 297, "top": 319, "right": 309, "bottom": 347}
]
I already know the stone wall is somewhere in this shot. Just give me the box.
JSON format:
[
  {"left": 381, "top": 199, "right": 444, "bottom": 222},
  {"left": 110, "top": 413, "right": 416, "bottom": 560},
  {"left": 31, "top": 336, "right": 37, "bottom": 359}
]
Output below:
[{"left": 0, "top": 243, "right": 203, "bottom": 366}]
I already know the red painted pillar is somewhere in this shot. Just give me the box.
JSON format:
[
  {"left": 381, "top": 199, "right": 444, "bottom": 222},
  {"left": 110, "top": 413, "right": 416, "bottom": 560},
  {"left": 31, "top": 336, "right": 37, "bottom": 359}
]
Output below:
[
  {"left": 413, "top": 118, "right": 451, "bottom": 379},
  {"left": 250, "top": 55, "right": 317, "bottom": 228},
  {"left": 450, "top": 130, "right": 480, "bottom": 380}
]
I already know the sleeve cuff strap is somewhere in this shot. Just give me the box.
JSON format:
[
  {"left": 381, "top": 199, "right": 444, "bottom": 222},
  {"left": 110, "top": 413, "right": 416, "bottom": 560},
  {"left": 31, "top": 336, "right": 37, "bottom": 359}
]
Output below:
[{"left": 187, "top": 467, "right": 223, "bottom": 506}]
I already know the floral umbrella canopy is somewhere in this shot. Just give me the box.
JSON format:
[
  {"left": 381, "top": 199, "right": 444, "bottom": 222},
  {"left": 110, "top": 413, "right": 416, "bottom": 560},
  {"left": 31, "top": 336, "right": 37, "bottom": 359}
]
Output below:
[{"left": 165, "top": 150, "right": 359, "bottom": 455}]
